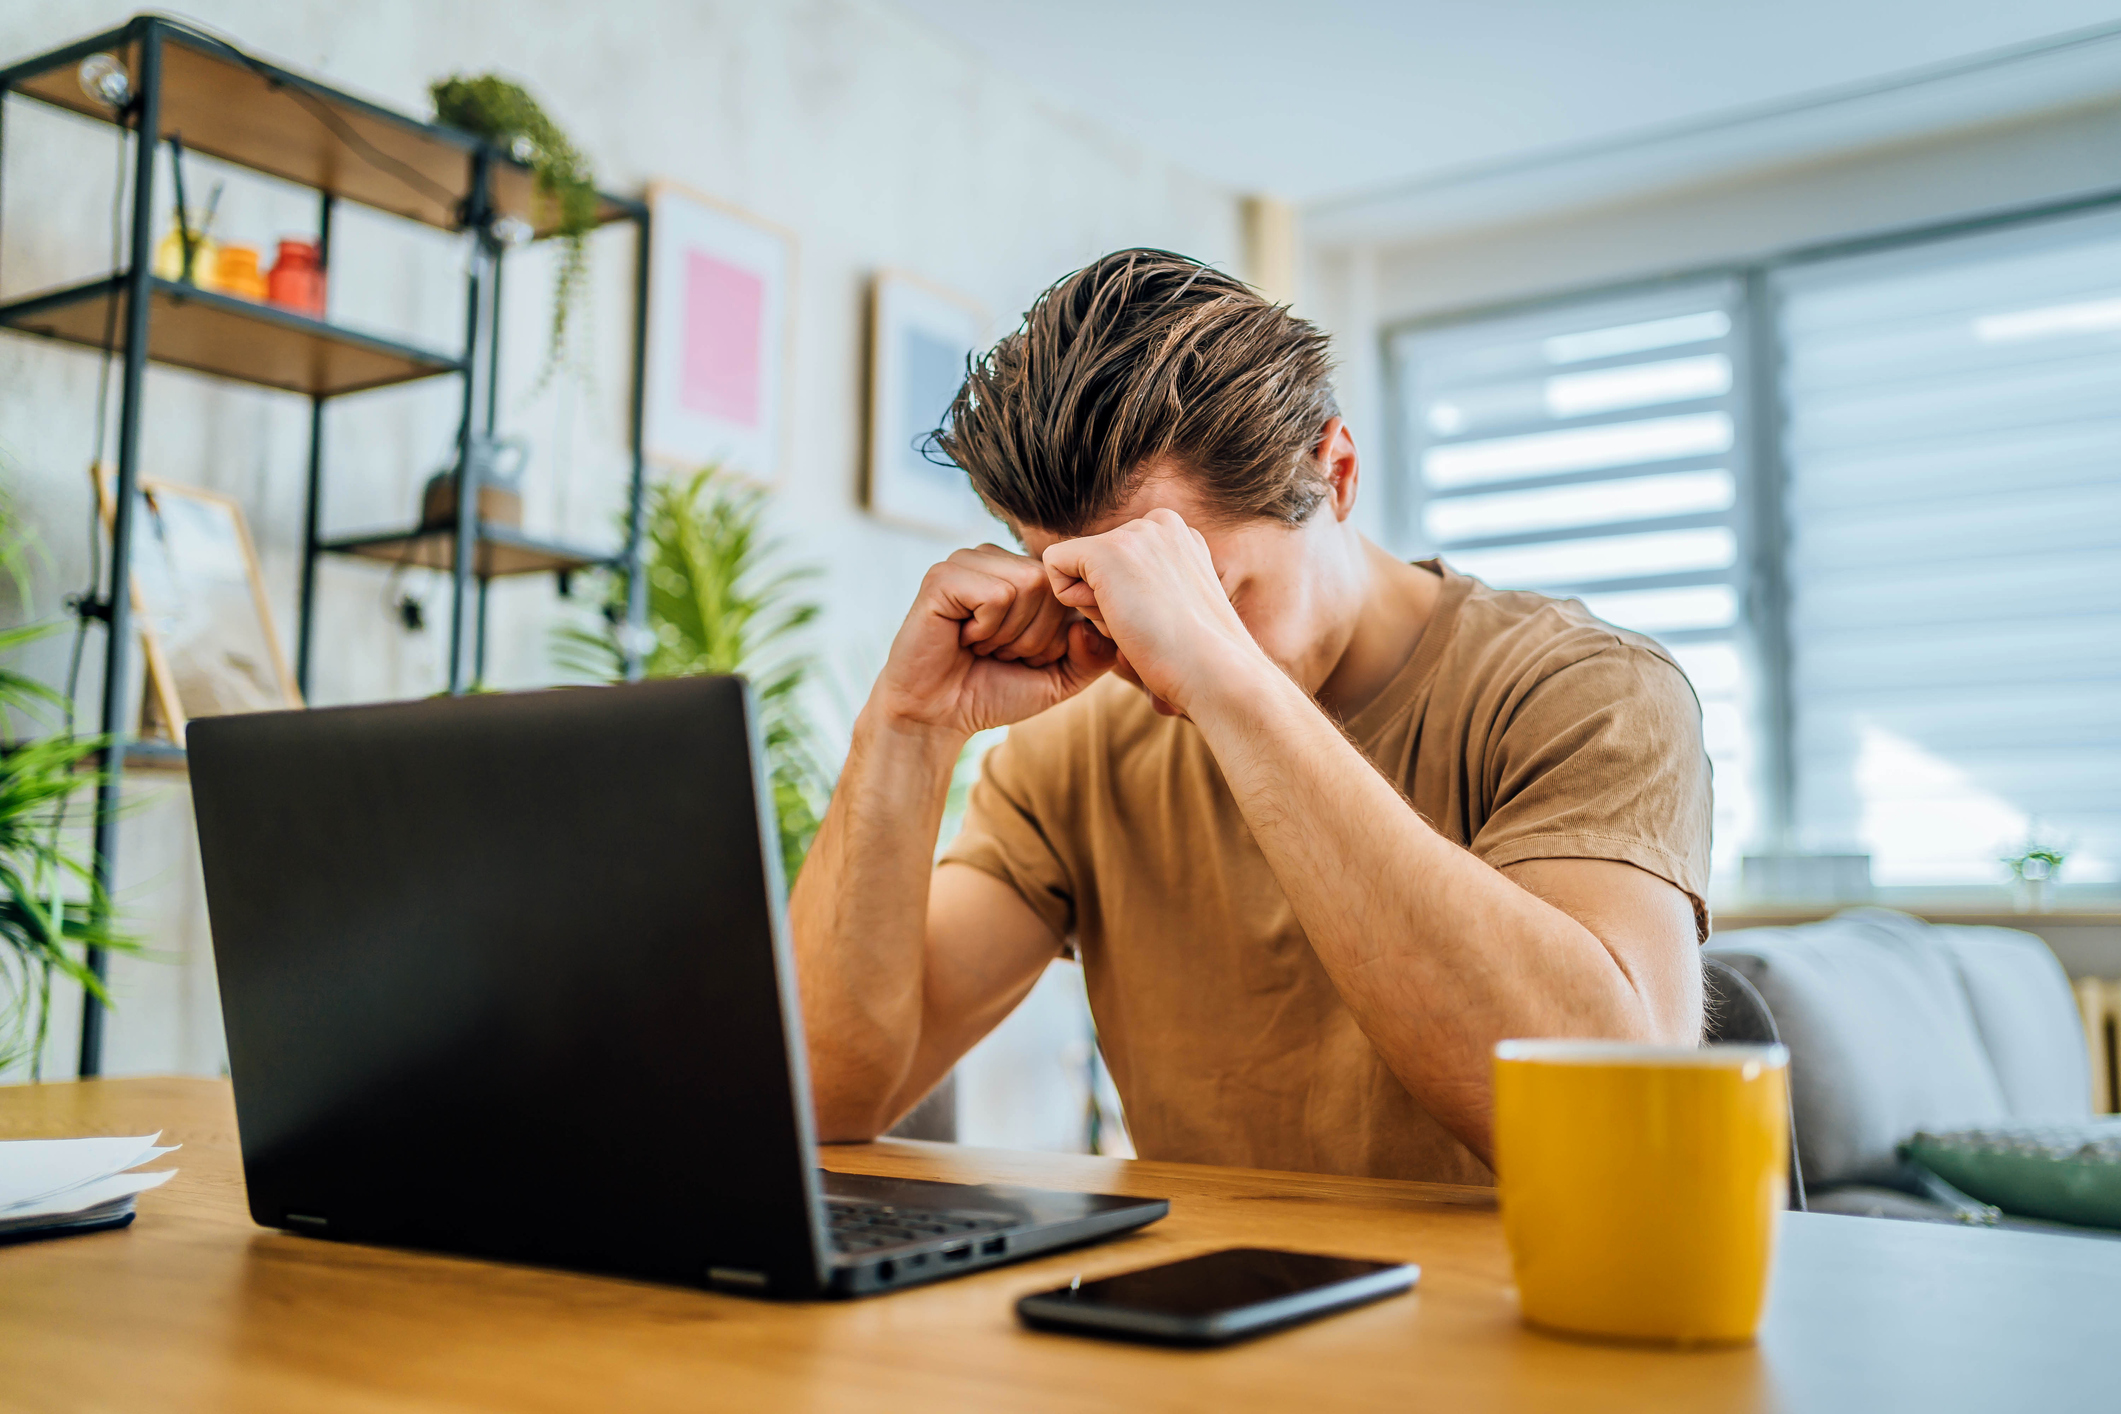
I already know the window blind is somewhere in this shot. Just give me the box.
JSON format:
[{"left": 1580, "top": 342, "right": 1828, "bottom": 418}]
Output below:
[
  {"left": 1389, "top": 280, "right": 1756, "bottom": 877},
  {"left": 1775, "top": 210, "right": 2121, "bottom": 887}
]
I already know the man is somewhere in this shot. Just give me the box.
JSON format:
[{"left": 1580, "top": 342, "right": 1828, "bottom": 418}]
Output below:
[{"left": 792, "top": 250, "right": 1708, "bottom": 1184}]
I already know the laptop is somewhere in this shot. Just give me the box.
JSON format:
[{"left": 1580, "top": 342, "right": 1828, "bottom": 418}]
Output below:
[{"left": 187, "top": 676, "right": 1166, "bottom": 1297}]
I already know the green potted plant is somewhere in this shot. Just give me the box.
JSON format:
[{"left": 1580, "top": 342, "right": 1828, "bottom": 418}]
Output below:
[
  {"left": 557, "top": 468, "right": 833, "bottom": 881},
  {"left": 0, "top": 488, "right": 135, "bottom": 1079},
  {"left": 2002, "top": 837, "right": 2068, "bottom": 914}
]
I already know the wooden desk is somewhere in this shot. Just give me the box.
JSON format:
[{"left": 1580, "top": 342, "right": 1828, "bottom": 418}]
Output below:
[{"left": 3, "top": 1078, "right": 2114, "bottom": 1412}]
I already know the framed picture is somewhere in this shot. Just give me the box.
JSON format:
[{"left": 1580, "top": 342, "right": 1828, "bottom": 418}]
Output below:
[
  {"left": 641, "top": 182, "right": 795, "bottom": 483},
  {"left": 93, "top": 466, "right": 302, "bottom": 744},
  {"left": 866, "top": 271, "right": 993, "bottom": 538}
]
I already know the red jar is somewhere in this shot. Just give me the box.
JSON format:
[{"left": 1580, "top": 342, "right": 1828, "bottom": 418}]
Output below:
[{"left": 266, "top": 239, "right": 326, "bottom": 319}]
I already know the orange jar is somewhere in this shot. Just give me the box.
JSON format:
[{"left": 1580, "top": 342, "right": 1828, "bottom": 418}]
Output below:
[
  {"left": 212, "top": 244, "right": 269, "bottom": 302},
  {"left": 266, "top": 239, "right": 326, "bottom": 318}
]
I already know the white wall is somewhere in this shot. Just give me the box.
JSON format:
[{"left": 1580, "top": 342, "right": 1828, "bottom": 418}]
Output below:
[
  {"left": 1309, "top": 94, "right": 2121, "bottom": 366},
  {"left": 0, "top": 0, "right": 1239, "bottom": 1124}
]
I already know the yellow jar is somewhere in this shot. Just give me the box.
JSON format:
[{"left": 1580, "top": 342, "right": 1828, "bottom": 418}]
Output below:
[
  {"left": 152, "top": 223, "right": 218, "bottom": 284},
  {"left": 1493, "top": 1039, "right": 1789, "bottom": 1345}
]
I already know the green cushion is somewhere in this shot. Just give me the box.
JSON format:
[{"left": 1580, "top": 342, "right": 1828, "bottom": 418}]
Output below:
[{"left": 1902, "top": 1121, "right": 2121, "bottom": 1230}]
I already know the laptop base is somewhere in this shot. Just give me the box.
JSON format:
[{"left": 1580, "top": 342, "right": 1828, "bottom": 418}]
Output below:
[{"left": 813, "top": 1171, "right": 1167, "bottom": 1297}]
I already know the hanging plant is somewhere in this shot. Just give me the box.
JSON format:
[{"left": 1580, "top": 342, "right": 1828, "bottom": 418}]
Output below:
[{"left": 430, "top": 73, "right": 597, "bottom": 382}]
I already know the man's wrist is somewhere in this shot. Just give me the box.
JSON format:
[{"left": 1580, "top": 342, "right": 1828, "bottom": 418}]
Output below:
[
  {"left": 1180, "top": 647, "right": 1315, "bottom": 735},
  {"left": 854, "top": 702, "right": 971, "bottom": 773}
]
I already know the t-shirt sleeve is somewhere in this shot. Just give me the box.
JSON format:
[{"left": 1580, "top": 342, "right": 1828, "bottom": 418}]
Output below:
[
  {"left": 936, "top": 725, "right": 1077, "bottom": 944},
  {"left": 1470, "top": 645, "right": 1714, "bottom": 939}
]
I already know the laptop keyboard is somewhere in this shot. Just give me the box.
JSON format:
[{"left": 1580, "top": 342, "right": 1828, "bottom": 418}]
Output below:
[{"left": 824, "top": 1198, "right": 1009, "bottom": 1253}]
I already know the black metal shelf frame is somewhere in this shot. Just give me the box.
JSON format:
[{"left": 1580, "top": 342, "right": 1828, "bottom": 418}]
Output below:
[{"left": 0, "top": 15, "right": 656, "bottom": 1077}]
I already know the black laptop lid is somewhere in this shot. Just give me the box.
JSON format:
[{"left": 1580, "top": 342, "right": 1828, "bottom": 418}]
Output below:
[{"left": 188, "top": 677, "right": 831, "bottom": 1292}]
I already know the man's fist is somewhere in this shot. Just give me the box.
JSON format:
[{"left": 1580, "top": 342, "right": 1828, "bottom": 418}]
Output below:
[
  {"left": 870, "top": 544, "right": 1117, "bottom": 741},
  {"left": 1039, "top": 509, "right": 1268, "bottom": 717}
]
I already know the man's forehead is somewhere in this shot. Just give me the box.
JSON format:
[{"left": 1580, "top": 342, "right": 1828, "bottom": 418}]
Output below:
[{"left": 1017, "top": 463, "right": 1217, "bottom": 546}]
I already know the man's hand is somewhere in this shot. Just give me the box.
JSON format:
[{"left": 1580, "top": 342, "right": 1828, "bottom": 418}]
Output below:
[
  {"left": 1040, "top": 509, "right": 1274, "bottom": 714},
  {"left": 871, "top": 544, "right": 1118, "bottom": 740}
]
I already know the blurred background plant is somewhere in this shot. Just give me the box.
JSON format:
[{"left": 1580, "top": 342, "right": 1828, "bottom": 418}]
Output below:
[
  {"left": 556, "top": 468, "right": 832, "bottom": 882},
  {"left": 0, "top": 477, "right": 136, "bottom": 1078},
  {"left": 2002, "top": 834, "right": 2070, "bottom": 914}
]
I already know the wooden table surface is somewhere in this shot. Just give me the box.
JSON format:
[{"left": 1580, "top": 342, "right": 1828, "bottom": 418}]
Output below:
[{"left": 3, "top": 1078, "right": 2115, "bottom": 1413}]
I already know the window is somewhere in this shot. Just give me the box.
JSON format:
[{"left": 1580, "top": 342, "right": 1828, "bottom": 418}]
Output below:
[
  {"left": 1388, "top": 281, "right": 1758, "bottom": 882},
  {"left": 1775, "top": 210, "right": 2121, "bottom": 888},
  {"left": 1387, "top": 203, "right": 2121, "bottom": 899}
]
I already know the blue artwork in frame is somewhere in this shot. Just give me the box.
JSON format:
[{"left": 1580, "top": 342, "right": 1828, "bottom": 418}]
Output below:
[{"left": 866, "top": 272, "right": 993, "bottom": 538}]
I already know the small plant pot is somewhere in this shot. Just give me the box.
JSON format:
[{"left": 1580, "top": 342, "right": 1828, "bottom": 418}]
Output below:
[{"left": 2014, "top": 876, "right": 2050, "bottom": 914}]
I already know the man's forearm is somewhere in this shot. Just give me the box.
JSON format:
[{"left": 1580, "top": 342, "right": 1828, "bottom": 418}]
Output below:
[
  {"left": 1188, "top": 665, "right": 1671, "bottom": 1159},
  {"left": 788, "top": 708, "right": 963, "bottom": 1138}
]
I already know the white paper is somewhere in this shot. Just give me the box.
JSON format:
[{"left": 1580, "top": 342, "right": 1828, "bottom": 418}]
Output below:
[
  {"left": 0, "top": 1134, "right": 176, "bottom": 1210},
  {"left": 0, "top": 1169, "right": 174, "bottom": 1226}
]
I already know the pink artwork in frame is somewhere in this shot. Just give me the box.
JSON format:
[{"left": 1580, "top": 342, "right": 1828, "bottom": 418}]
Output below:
[
  {"left": 680, "top": 251, "right": 764, "bottom": 428},
  {"left": 643, "top": 183, "right": 794, "bottom": 482}
]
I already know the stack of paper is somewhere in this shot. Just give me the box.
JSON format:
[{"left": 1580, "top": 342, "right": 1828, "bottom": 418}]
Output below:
[{"left": 0, "top": 1132, "right": 179, "bottom": 1242}]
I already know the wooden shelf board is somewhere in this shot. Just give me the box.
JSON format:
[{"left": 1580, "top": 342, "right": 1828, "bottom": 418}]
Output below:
[
  {"left": 0, "top": 275, "right": 461, "bottom": 396},
  {"left": 320, "top": 522, "right": 617, "bottom": 578},
  {"left": 3, "top": 20, "right": 634, "bottom": 235}
]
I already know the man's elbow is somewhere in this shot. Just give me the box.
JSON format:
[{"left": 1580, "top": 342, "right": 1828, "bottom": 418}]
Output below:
[
  {"left": 812, "top": 1100, "right": 890, "bottom": 1144},
  {"left": 804, "top": 1027, "right": 920, "bottom": 1142},
  {"left": 807, "top": 1069, "right": 903, "bottom": 1143},
  {"left": 1621, "top": 978, "right": 1704, "bottom": 1048},
  {"left": 1584, "top": 988, "right": 1699, "bottom": 1048}
]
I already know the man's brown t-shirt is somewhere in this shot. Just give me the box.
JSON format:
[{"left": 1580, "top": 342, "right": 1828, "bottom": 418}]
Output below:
[{"left": 938, "top": 562, "right": 1712, "bottom": 1185}]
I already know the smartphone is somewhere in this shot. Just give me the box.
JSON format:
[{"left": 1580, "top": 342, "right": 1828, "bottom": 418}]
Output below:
[{"left": 1015, "top": 1248, "right": 1418, "bottom": 1346}]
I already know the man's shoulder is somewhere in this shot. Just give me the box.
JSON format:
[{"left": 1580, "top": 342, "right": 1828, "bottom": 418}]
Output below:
[{"left": 1445, "top": 572, "right": 1688, "bottom": 689}]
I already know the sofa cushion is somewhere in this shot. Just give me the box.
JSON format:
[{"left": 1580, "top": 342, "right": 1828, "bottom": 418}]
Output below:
[
  {"left": 1929, "top": 927, "right": 2091, "bottom": 1119},
  {"left": 1904, "top": 1120, "right": 2121, "bottom": 1229},
  {"left": 1707, "top": 910, "right": 2012, "bottom": 1188}
]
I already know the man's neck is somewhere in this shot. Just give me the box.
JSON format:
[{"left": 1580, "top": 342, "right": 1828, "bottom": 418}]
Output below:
[{"left": 1314, "top": 542, "right": 1444, "bottom": 721}]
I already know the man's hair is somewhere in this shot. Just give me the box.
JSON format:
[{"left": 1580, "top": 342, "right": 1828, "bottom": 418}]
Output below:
[{"left": 932, "top": 249, "right": 1339, "bottom": 535}]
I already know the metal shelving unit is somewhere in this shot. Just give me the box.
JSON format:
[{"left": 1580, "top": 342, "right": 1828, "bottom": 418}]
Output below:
[{"left": 0, "top": 15, "right": 653, "bottom": 1076}]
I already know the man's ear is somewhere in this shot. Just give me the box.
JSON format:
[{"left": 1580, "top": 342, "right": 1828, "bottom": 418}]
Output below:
[{"left": 1314, "top": 418, "right": 1360, "bottom": 523}]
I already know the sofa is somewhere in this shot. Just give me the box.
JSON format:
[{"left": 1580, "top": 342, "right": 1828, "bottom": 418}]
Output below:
[{"left": 1706, "top": 908, "right": 2105, "bottom": 1231}]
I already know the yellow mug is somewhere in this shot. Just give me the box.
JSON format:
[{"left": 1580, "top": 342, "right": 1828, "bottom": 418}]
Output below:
[{"left": 1493, "top": 1039, "right": 1790, "bottom": 1345}]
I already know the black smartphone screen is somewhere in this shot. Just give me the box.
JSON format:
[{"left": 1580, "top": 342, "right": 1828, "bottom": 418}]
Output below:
[
  {"left": 1017, "top": 1248, "right": 1418, "bottom": 1345},
  {"left": 1072, "top": 1249, "right": 1395, "bottom": 1314}
]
